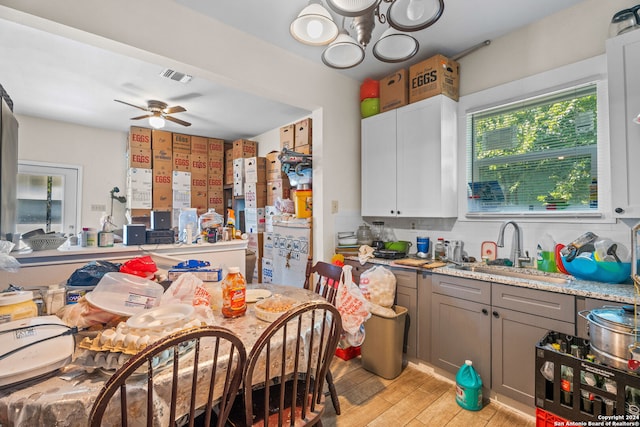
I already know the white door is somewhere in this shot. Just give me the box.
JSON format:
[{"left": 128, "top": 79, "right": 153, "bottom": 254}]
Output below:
[
  {"left": 396, "top": 95, "right": 457, "bottom": 217},
  {"left": 361, "top": 111, "right": 397, "bottom": 216},
  {"left": 608, "top": 30, "right": 640, "bottom": 217}
]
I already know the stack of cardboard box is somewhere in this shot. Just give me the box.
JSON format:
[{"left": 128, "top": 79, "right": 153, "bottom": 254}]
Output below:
[
  {"left": 206, "top": 138, "right": 225, "bottom": 214},
  {"left": 125, "top": 126, "right": 229, "bottom": 230},
  {"left": 170, "top": 133, "right": 191, "bottom": 225},
  {"left": 126, "top": 126, "right": 153, "bottom": 220},
  {"left": 189, "top": 136, "right": 208, "bottom": 214},
  {"left": 377, "top": 53, "right": 460, "bottom": 115},
  {"left": 232, "top": 139, "right": 257, "bottom": 198}
]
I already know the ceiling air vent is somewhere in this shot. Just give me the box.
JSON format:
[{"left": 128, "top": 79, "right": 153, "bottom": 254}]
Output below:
[{"left": 159, "top": 68, "right": 192, "bottom": 84}]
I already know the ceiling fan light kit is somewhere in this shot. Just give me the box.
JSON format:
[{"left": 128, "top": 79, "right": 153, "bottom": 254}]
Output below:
[
  {"left": 114, "top": 99, "right": 191, "bottom": 128},
  {"left": 291, "top": 0, "right": 445, "bottom": 69},
  {"left": 148, "top": 115, "right": 166, "bottom": 129}
]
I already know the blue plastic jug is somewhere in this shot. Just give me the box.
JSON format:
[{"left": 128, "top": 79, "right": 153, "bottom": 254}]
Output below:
[{"left": 455, "top": 360, "right": 483, "bottom": 411}]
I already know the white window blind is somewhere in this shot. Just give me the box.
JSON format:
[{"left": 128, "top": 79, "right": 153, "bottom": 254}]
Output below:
[{"left": 466, "top": 83, "right": 599, "bottom": 215}]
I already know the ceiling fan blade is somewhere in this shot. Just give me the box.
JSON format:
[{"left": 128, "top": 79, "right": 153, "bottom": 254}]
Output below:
[
  {"left": 165, "top": 115, "right": 191, "bottom": 127},
  {"left": 130, "top": 114, "right": 152, "bottom": 120},
  {"left": 114, "top": 99, "right": 149, "bottom": 112},
  {"left": 164, "top": 105, "right": 186, "bottom": 114}
]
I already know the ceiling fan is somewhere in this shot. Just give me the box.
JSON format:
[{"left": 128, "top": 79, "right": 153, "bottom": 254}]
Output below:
[{"left": 114, "top": 99, "right": 191, "bottom": 128}]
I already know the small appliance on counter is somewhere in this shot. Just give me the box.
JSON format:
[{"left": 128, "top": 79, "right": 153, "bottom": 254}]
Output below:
[
  {"left": 374, "top": 241, "right": 412, "bottom": 259},
  {"left": 373, "top": 249, "right": 407, "bottom": 259},
  {"left": 371, "top": 221, "right": 385, "bottom": 250},
  {"left": 356, "top": 224, "right": 373, "bottom": 246},
  {"left": 0, "top": 315, "right": 75, "bottom": 387}
]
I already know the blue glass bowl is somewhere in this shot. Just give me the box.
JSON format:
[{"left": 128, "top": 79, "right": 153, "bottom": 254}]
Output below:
[{"left": 560, "top": 253, "right": 631, "bottom": 284}]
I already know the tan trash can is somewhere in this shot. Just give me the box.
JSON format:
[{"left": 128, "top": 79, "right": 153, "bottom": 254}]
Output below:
[{"left": 360, "top": 305, "right": 408, "bottom": 379}]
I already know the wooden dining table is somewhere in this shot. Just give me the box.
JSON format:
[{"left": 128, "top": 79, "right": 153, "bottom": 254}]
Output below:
[{"left": 0, "top": 283, "right": 326, "bottom": 427}]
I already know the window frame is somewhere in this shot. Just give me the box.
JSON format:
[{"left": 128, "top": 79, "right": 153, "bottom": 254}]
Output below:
[
  {"left": 456, "top": 54, "right": 613, "bottom": 223},
  {"left": 17, "top": 160, "right": 82, "bottom": 235}
]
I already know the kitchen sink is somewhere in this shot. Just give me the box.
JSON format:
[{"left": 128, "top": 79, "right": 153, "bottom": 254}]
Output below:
[{"left": 453, "top": 264, "right": 572, "bottom": 285}]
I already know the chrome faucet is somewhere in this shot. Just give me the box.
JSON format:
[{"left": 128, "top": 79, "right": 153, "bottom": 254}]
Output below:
[{"left": 496, "top": 221, "right": 531, "bottom": 268}]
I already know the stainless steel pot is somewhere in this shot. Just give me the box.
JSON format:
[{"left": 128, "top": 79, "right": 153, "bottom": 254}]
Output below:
[{"left": 579, "top": 306, "right": 640, "bottom": 371}]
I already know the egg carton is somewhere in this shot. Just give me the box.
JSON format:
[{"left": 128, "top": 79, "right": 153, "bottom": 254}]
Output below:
[
  {"left": 75, "top": 347, "right": 177, "bottom": 374},
  {"left": 78, "top": 318, "right": 202, "bottom": 355}
]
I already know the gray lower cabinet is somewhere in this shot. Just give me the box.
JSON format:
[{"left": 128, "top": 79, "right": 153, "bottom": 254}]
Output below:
[
  {"left": 491, "top": 283, "right": 575, "bottom": 406},
  {"left": 417, "top": 271, "right": 431, "bottom": 362},
  {"left": 431, "top": 274, "right": 492, "bottom": 400},
  {"left": 431, "top": 274, "right": 576, "bottom": 408},
  {"left": 392, "top": 267, "right": 418, "bottom": 358}
]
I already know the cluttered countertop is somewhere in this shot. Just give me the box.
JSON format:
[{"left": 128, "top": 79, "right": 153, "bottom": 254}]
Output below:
[
  {"left": 340, "top": 224, "right": 638, "bottom": 304},
  {"left": 346, "top": 255, "right": 638, "bottom": 304}
]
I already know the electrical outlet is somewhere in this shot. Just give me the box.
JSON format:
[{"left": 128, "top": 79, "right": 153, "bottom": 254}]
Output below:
[
  {"left": 91, "top": 204, "right": 107, "bottom": 212},
  {"left": 331, "top": 200, "right": 339, "bottom": 214}
]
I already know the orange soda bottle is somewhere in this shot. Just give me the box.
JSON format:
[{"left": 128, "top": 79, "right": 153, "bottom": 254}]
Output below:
[{"left": 221, "top": 267, "right": 246, "bottom": 318}]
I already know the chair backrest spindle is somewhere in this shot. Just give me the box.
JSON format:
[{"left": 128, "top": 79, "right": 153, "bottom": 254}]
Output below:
[{"left": 89, "top": 326, "right": 246, "bottom": 427}]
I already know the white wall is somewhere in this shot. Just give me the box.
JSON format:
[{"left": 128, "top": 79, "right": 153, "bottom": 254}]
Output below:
[{"left": 16, "top": 114, "right": 129, "bottom": 229}]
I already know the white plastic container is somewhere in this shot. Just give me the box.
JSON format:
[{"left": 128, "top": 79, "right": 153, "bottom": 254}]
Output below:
[
  {"left": 178, "top": 207, "right": 198, "bottom": 244},
  {"left": 0, "top": 291, "right": 37, "bottom": 324},
  {"left": 85, "top": 272, "right": 164, "bottom": 316}
]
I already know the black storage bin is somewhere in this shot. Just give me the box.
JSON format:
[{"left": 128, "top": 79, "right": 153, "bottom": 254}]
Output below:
[{"left": 535, "top": 331, "right": 640, "bottom": 422}]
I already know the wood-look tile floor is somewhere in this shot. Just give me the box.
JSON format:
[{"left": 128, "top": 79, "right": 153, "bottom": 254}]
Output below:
[{"left": 321, "top": 357, "right": 536, "bottom": 427}]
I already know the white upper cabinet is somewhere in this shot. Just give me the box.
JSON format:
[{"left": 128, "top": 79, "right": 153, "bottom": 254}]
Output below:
[
  {"left": 607, "top": 29, "right": 640, "bottom": 218},
  {"left": 361, "top": 95, "right": 457, "bottom": 217}
]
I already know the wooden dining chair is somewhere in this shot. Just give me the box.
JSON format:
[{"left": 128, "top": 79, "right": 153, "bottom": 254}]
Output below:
[
  {"left": 230, "top": 301, "right": 342, "bottom": 427},
  {"left": 303, "top": 260, "right": 343, "bottom": 306},
  {"left": 302, "top": 260, "right": 344, "bottom": 415},
  {"left": 89, "top": 325, "right": 247, "bottom": 427}
]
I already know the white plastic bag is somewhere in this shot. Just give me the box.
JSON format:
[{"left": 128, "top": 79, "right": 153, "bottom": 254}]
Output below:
[
  {"left": 359, "top": 265, "right": 396, "bottom": 308},
  {"left": 161, "top": 273, "right": 216, "bottom": 325},
  {"left": 0, "top": 240, "right": 20, "bottom": 273},
  {"left": 335, "top": 265, "right": 370, "bottom": 346}
]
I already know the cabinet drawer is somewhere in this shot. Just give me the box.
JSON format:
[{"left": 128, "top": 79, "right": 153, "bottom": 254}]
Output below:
[
  {"left": 492, "top": 283, "right": 575, "bottom": 323},
  {"left": 432, "top": 274, "right": 490, "bottom": 305},
  {"left": 390, "top": 267, "right": 417, "bottom": 289}
]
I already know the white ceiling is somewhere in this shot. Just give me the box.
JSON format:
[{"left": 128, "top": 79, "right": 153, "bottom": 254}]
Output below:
[{"left": 0, "top": 0, "right": 586, "bottom": 140}]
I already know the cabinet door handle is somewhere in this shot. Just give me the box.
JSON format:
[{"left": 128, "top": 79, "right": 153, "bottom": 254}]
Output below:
[
  {"left": 390, "top": 210, "right": 395, "bottom": 214},
  {"left": 397, "top": 211, "right": 401, "bottom": 215},
  {"left": 482, "top": 308, "right": 488, "bottom": 315},
  {"left": 492, "top": 311, "right": 500, "bottom": 318},
  {"left": 615, "top": 207, "right": 624, "bottom": 214}
]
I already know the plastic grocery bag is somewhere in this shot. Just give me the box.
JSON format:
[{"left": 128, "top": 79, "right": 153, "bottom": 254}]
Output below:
[
  {"left": 335, "top": 265, "right": 370, "bottom": 346},
  {"left": 0, "top": 240, "right": 19, "bottom": 272},
  {"left": 161, "top": 272, "right": 215, "bottom": 325},
  {"left": 120, "top": 255, "right": 157, "bottom": 280},
  {"left": 66, "top": 260, "right": 121, "bottom": 287},
  {"left": 359, "top": 265, "right": 396, "bottom": 308}
]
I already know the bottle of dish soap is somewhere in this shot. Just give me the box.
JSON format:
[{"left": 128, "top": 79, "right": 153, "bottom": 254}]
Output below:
[{"left": 537, "top": 233, "right": 558, "bottom": 272}]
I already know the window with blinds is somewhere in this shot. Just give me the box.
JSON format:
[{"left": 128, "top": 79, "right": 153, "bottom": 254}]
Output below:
[{"left": 466, "top": 83, "right": 599, "bottom": 215}]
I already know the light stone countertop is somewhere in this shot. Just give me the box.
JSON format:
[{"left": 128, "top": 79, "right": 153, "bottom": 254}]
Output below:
[
  {"left": 346, "top": 256, "right": 639, "bottom": 304},
  {"left": 431, "top": 264, "right": 638, "bottom": 304}
]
